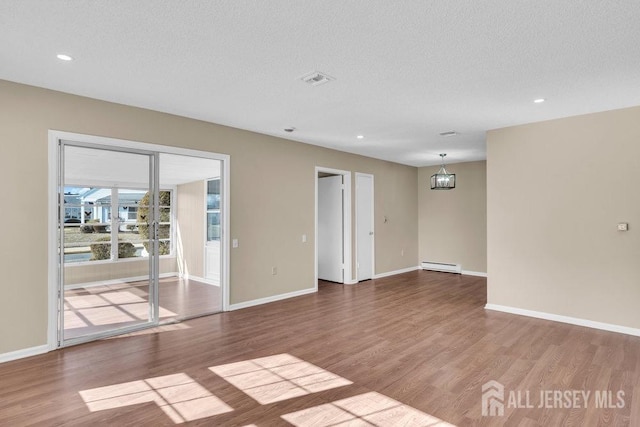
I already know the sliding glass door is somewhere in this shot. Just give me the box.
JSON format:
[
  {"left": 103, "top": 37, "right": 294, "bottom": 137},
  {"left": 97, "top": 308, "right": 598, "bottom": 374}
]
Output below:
[
  {"left": 55, "top": 135, "right": 229, "bottom": 348},
  {"left": 59, "top": 142, "right": 159, "bottom": 345}
]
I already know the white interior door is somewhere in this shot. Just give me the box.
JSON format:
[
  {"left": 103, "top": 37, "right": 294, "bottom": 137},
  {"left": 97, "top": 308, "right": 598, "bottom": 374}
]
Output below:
[
  {"left": 356, "top": 173, "right": 374, "bottom": 281},
  {"left": 318, "top": 175, "right": 344, "bottom": 282}
]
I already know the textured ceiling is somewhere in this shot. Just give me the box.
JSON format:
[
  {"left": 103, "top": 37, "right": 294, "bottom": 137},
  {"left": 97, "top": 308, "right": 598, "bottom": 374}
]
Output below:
[
  {"left": 64, "top": 146, "right": 221, "bottom": 187},
  {"left": 1, "top": 1, "right": 640, "bottom": 166}
]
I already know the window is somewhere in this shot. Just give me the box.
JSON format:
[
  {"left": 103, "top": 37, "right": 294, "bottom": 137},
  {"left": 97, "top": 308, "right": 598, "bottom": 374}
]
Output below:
[
  {"left": 63, "top": 187, "right": 173, "bottom": 263},
  {"left": 207, "top": 179, "right": 221, "bottom": 241}
]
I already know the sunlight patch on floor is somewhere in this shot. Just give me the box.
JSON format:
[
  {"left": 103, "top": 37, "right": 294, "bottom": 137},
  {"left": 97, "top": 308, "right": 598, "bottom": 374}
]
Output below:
[
  {"left": 100, "top": 291, "right": 146, "bottom": 305},
  {"left": 79, "top": 354, "right": 453, "bottom": 425},
  {"left": 105, "top": 322, "right": 191, "bottom": 339},
  {"left": 74, "top": 305, "right": 139, "bottom": 325},
  {"left": 64, "top": 310, "right": 89, "bottom": 328},
  {"left": 64, "top": 289, "right": 177, "bottom": 331},
  {"left": 282, "top": 391, "right": 456, "bottom": 426},
  {"left": 209, "top": 353, "right": 353, "bottom": 405},
  {"left": 79, "top": 373, "right": 232, "bottom": 424}
]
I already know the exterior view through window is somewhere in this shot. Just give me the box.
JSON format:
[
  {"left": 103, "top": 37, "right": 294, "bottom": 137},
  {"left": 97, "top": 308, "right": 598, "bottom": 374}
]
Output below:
[
  {"left": 63, "top": 187, "right": 172, "bottom": 263},
  {"left": 207, "top": 179, "right": 220, "bottom": 242}
]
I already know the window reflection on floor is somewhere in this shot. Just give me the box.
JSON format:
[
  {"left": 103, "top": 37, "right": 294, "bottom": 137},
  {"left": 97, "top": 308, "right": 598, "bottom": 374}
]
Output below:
[
  {"left": 79, "top": 373, "right": 232, "bottom": 424},
  {"left": 106, "top": 322, "right": 191, "bottom": 339},
  {"left": 209, "top": 353, "right": 353, "bottom": 404},
  {"left": 282, "top": 391, "right": 455, "bottom": 426},
  {"left": 79, "top": 353, "right": 456, "bottom": 426},
  {"left": 64, "top": 287, "right": 176, "bottom": 338},
  {"left": 64, "top": 277, "right": 220, "bottom": 339}
]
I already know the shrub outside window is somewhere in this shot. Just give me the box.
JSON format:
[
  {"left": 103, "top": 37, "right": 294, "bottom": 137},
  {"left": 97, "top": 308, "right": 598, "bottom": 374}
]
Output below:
[{"left": 63, "top": 187, "right": 172, "bottom": 263}]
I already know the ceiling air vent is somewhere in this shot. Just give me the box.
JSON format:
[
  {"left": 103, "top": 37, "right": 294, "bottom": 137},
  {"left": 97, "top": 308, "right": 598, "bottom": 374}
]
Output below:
[
  {"left": 300, "top": 71, "right": 334, "bottom": 86},
  {"left": 439, "top": 131, "right": 457, "bottom": 137}
]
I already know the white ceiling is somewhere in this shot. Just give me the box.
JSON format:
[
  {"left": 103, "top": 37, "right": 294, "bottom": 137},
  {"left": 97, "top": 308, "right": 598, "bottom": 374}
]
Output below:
[
  {"left": 2, "top": 1, "right": 640, "bottom": 167},
  {"left": 64, "top": 145, "right": 220, "bottom": 187}
]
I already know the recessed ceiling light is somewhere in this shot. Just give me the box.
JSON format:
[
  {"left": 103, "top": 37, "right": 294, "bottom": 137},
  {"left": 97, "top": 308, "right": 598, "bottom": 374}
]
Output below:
[
  {"left": 356, "top": 135, "right": 364, "bottom": 139},
  {"left": 533, "top": 98, "right": 545, "bottom": 103},
  {"left": 56, "top": 54, "right": 73, "bottom": 61}
]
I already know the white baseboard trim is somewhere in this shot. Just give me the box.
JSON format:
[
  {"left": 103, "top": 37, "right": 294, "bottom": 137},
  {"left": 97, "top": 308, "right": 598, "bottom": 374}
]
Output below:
[
  {"left": 65, "top": 272, "right": 179, "bottom": 289},
  {"left": 179, "top": 273, "right": 220, "bottom": 286},
  {"left": 229, "top": 287, "right": 317, "bottom": 311},
  {"left": 462, "top": 270, "right": 488, "bottom": 277},
  {"left": 0, "top": 344, "right": 49, "bottom": 364},
  {"left": 485, "top": 304, "right": 640, "bottom": 337},
  {"left": 344, "top": 279, "right": 358, "bottom": 285},
  {"left": 373, "top": 266, "right": 420, "bottom": 279}
]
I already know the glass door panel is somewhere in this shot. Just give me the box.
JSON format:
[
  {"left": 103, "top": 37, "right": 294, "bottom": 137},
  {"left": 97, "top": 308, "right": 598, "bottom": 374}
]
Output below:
[
  {"left": 116, "top": 188, "right": 150, "bottom": 260},
  {"left": 157, "top": 154, "right": 222, "bottom": 321},
  {"left": 60, "top": 143, "right": 157, "bottom": 345}
]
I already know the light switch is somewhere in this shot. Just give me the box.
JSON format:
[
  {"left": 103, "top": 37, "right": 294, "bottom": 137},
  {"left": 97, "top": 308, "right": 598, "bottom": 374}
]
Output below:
[
  {"left": 302, "top": 234, "right": 307, "bottom": 243},
  {"left": 617, "top": 223, "right": 628, "bottom": 231},
  {"left": 232, "top": 239, "right": 239, "bottom": 248}
]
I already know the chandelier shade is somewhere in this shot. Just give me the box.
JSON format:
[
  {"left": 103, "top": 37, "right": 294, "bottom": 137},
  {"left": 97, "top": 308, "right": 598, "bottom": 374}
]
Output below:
[{"left": 430, "top": 154, "right": 455, "bottom": 190}]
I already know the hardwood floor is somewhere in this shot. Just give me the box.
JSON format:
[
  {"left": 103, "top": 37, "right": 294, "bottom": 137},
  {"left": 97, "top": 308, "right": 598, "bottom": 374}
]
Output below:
[
  {"left": 2, "top": 270, "right": 640, "bottom": 426},
  {"left": 64, "top": 277, "right": 221, "bottom": 339}
]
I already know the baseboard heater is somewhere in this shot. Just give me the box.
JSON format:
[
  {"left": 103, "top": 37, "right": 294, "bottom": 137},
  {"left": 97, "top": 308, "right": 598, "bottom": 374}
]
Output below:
[{"left": 421, "top": 261, "right": 461, "bottom": 274}]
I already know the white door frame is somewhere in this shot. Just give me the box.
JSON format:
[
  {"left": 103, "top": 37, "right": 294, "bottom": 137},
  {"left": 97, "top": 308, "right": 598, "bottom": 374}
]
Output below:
[
  {"left": 355, "top": 173, "right": 375, "bottom": 281},
  {"left": 47, "top": 130, "right": 231, "bottom": 350},
  {"left": 314, "top": 167, "right": 353, "bottom": 289}
]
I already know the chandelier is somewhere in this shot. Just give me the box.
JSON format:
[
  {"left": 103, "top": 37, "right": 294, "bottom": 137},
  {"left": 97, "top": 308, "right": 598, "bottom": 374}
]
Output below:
[{"left": 430, "top": 154, "right": 455, "bottom": 190}]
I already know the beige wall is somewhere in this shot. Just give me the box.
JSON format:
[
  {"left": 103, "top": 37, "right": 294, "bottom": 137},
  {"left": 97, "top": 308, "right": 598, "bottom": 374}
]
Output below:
[
  {"left": 0, "top": 79, "right": 419, "bottom": 354},
  {"left": 487, "top": 106, "right": 640, "bottom": 329},
  {"left": 176, "top": 180, "right": 206, "bottom": 278},
  {"left": 65, "top": 258, "right": 177, "bottom": 286},
  {"left": 418, "top": 161, "right": 487, "bottom": 273}
]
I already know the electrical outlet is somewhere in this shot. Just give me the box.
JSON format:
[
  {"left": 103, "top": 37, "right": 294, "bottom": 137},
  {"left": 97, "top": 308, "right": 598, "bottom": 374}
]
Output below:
[
  {"left": 302, "top": 234, "right": 307, "bottom": 243},
  {"left": 272, "top": 267, "right": 277, "bottom": 275},
  {"left": 617, "top": 223, "right": 629, "bottom": 231},
  {"left": 232, "top": 239, "right": 239, "bottom": 248}
]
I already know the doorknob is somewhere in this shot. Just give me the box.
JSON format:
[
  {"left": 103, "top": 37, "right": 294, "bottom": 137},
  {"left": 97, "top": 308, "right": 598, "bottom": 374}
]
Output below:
[{"left": 152, "top": 220, "right": 159, "bottom": 240}]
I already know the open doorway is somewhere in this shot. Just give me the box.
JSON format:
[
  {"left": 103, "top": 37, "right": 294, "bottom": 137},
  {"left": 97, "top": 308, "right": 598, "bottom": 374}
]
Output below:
[
  {"left": 315, "top": 167, "right": 352, "bottom": 287},
  {"left": 162, "top": 153, "right": 223, "bottom": 321}
]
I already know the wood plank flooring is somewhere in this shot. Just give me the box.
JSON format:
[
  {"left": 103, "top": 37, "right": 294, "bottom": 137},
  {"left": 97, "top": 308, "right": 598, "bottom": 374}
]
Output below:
[
  {"left": 64, "top": 277, "right": 221, "bottom": 339},
  {"left": 1, "top": 270, "right": 640, "bottom": 426}
]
